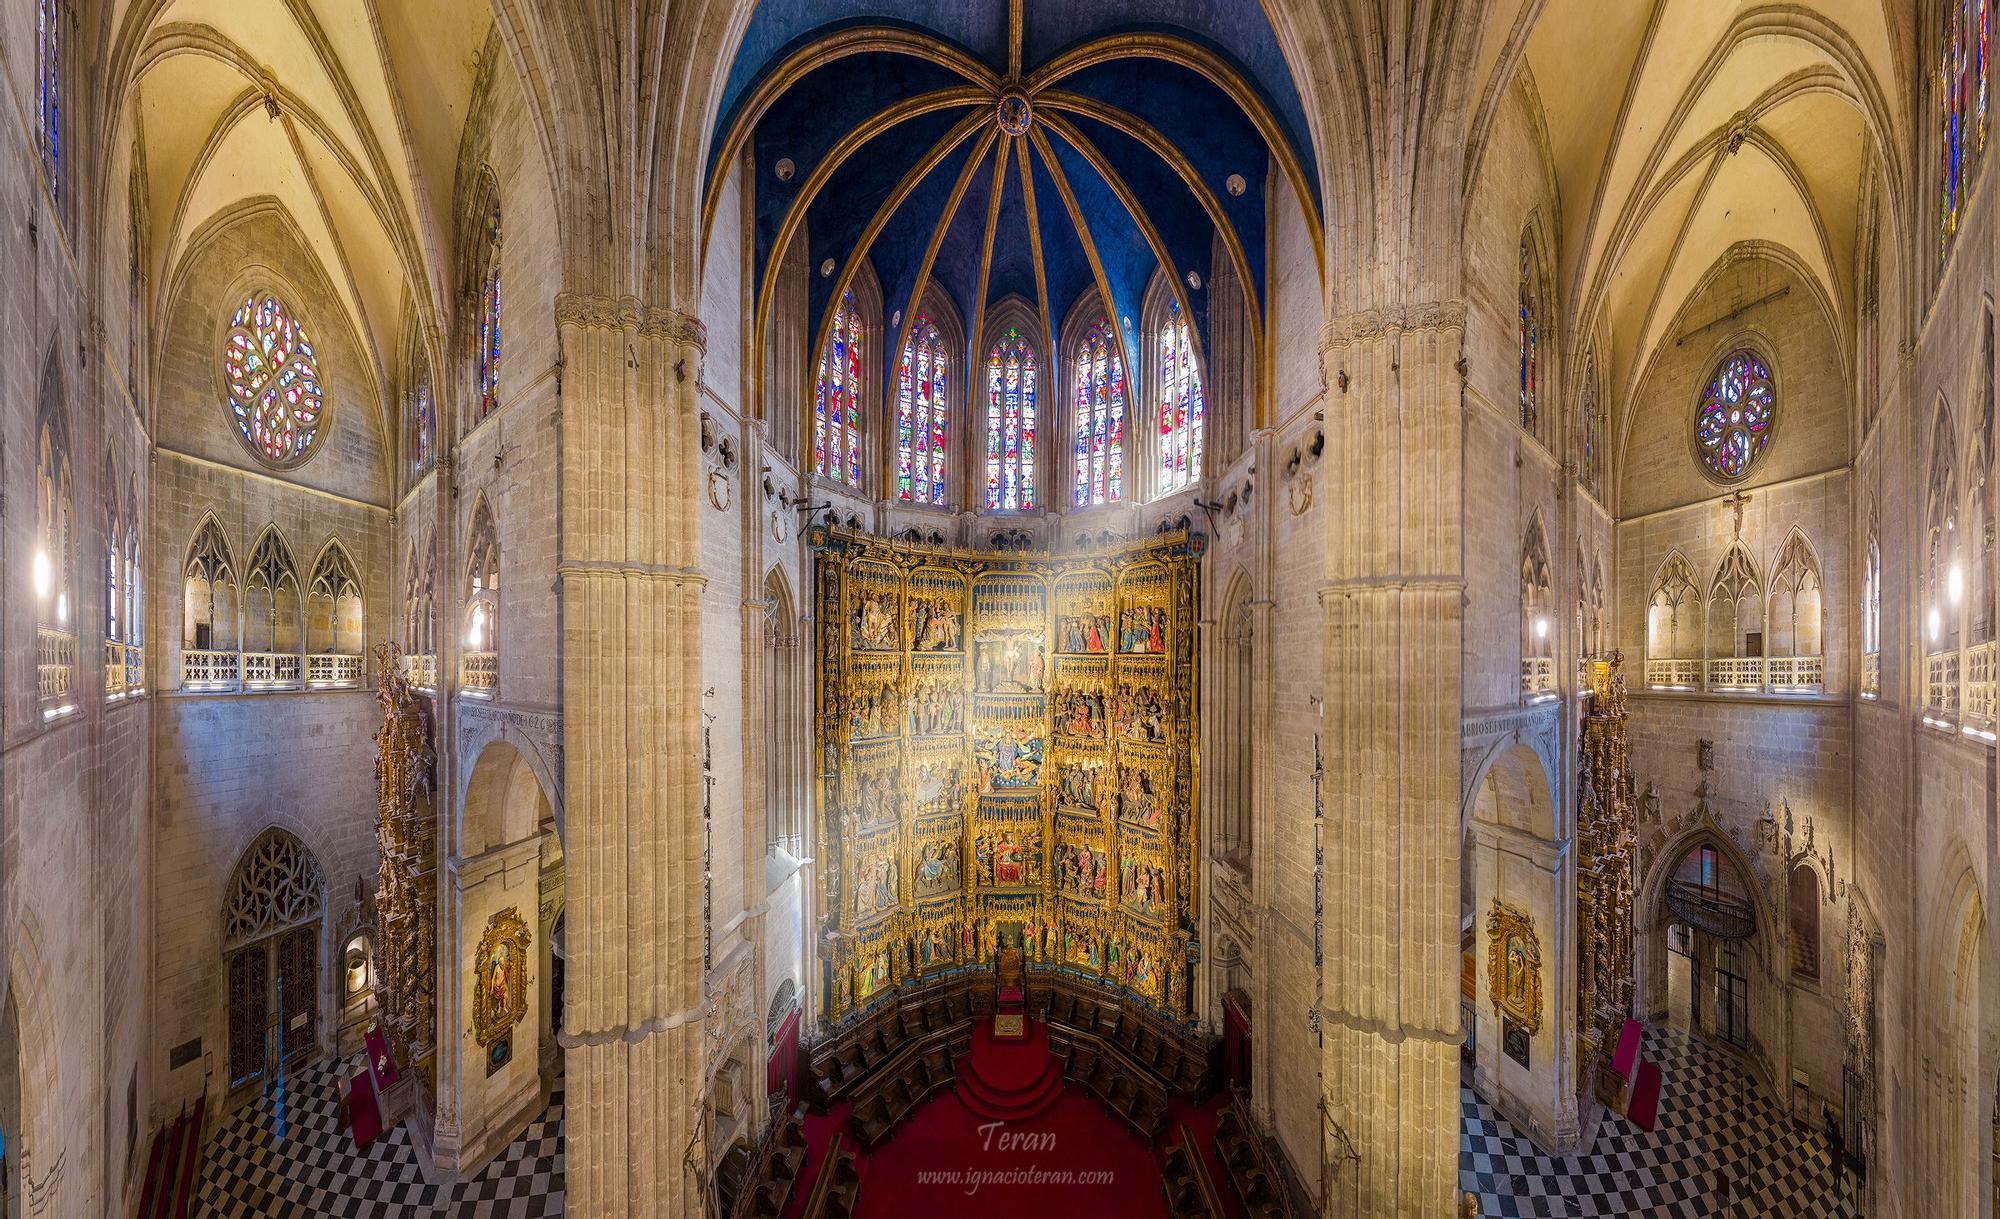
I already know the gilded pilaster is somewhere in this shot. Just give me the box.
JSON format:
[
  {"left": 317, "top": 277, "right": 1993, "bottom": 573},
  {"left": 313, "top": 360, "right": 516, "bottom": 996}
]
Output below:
[{"left": 554, "top": 293, "right": 710, "bottom": 1219}]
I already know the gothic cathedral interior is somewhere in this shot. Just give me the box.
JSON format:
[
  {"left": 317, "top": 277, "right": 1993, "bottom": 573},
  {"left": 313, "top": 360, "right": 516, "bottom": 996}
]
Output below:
[{"left": 0, "top": 2, "right": 1993, "bottom": 1217}]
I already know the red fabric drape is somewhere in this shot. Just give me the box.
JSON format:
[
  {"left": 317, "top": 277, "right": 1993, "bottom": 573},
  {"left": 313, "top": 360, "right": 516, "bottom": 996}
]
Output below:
[{"left": 768, "top": 1007, "right": 801, "bottom": 1103}]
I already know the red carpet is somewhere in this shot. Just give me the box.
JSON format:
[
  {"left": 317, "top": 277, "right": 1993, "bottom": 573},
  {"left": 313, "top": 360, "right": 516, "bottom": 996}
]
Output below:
[{"left": 955, "top": 1020, "right": 1063, "bottom": 1122}]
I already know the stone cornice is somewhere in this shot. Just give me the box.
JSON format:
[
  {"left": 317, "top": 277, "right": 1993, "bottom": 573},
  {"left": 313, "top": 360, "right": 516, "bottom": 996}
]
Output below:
[{"left": 1321, "top": 299, "right": 1468, "bottom": 348}]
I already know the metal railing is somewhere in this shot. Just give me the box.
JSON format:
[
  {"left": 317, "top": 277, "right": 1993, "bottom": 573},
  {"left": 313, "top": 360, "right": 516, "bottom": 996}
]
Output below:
[
  {"left": 1861, "top": 651, "right": 1881, "bottom": 699},
  {"left": 1519, "top": 655, "right": 1556, "bottom": 700},
  {"left": 38, "top": 626, "right": 76, "bottom": 708},
  {"left": 307, "top": 653, "right": 364, "bottom": 688},
  {"left": 182, "top": 649, "right": 240, "bottom": 690},
  {"left": 461, "top": 650, "right": 498, "bottom": 695}
]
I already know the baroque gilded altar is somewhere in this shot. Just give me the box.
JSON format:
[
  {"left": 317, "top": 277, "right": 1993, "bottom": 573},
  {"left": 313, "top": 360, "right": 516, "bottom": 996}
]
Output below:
[
  {"left": 372, "top": 642, "right": 439, "bottom": 1088},
  {"left": 1576, "top": 652, "right": 1637, "bottom": 1091}
]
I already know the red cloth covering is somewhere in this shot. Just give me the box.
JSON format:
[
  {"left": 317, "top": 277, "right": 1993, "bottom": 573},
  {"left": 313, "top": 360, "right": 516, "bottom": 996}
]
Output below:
[
  {"left": 364, "top": 1025, "right": 399, "bottom": 1090},
  {"left": 1627, "top": 1060, "right": 1663, "bottom": 1132},
  {"left": 1610, "top": 1020, "right": 1643, "bottom": 1081},
  {"left": 348, "top": 1070, "right": 383, "bottom": 1150}
]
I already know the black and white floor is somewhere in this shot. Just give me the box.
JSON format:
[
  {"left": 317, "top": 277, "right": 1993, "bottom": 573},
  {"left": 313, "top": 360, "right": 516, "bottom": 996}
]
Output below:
[
  {"left": 1460, "top": 1025, "right": 1863, "bottom": 1218},
  {"left": 195, "top": 1057, "right": 564, "bottom": 1218},
  {"left": 195, "top": 1026, "right": 1854, "bottom": 1217}
]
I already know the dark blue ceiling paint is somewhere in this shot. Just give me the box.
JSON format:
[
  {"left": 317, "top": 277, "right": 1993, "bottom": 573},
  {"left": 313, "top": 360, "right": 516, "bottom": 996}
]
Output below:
[
  {"left": 1025, "top": 152, "right": 1098, "bottom": 339},
  {"left": 983, "top": 154, "right": 1040, "bottom": 323},
  {"left": 883, "top": 140, "right": 997, "bottom": 388},
  {"left": 854, "top": 135, "right": 986, "bottom": 364},
  {"left": 1059, "top": 113, "right": 1215, "bottom": 326},
  {"left": 1051, "top": 58, "right": 1270, "bottom": 305},
  {"left": 1039, "top": 133, "right": 1166, "bottom": 369},
  {"left": 801, "top": 108, "right": 979, "bottom": 345},
  {"left": 715, "top": 2, "right": 1317, "bottom": 196}
]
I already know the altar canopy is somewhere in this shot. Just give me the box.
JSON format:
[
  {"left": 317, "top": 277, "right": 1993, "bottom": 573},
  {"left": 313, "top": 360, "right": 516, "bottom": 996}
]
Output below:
[{"left": 812, "top": 528, "right": 1201, "bottom": 1023}]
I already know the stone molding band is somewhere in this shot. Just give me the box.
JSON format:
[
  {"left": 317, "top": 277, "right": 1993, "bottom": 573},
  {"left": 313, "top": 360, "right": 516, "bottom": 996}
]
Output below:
[
  {"left": 554, "top": 292, "right": 707, "bottom": 350},
  {"left": 1321, "top": 300, "right": 1468, "bottom": 348},
  {"left": 556, "top": 1001, "right": 706, "bottom": 1050},
  {"left": 556, "top": 559, "right": 710, "bottom": 587},
  {"left": 1318, "top": 576, "right": 1467, "bottom": 601}
]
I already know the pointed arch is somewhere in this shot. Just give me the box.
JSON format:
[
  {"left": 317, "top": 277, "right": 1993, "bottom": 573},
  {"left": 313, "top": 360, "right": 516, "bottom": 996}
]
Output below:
[
  {"left": 242, "top": 526, "right": 303, "bottom": 684},
  {"left": 1061, "top": 290, "right": 1129, "bottom": 508},
  {"left": 893, "top": 285, "right": 964, "bottom": 508},
  {"left": 1928, "top": 396, "right": 1962, "bottom": 652},
  {"left": 305, "top": 539, "right": 365, "bottom": 677},
  {"left": 463, "top": 496, "right": 500, "bottom": 696},
  {"left": 1971, "top": 308, "right": 1996, "bottom": 645},
  {"left": 1708, "top": 542, "right": 1763, "bottom": 678},
  {"left": 1519, "top": 512, "right": 1555, "bottom": 698},
  {"left": 1767, "top": 528, "right": 1825, "bottom": 680},
  {"left": 764, "top": 564, "right": 805, "bottom": 856},
  {"left": 35, "top": 343, "right": 75, "bottom": 711},
  {"left": 1145, "top": 269, "right": 1206, "bottom": 497},
  {"left": 181, "top": 513, "right": 238, "bottom": 688},
  {"left": 1518, "top": 220, "right": 1550, "bottom": 444},
  {"left": 1213, "top": 569, "right": 1255, "bottom": 868},
  {"left": 460, "top": 166, "right": 503, "bottom": 428},
  {"left": 981, "top": 295, "right": 1043, "bottom": 512},
  {"left": 1647, "top": 549, "right": 1704, "bottom": 669},
  {"left": 222, "top": 826, "right": 325, "bottom": 1090}
]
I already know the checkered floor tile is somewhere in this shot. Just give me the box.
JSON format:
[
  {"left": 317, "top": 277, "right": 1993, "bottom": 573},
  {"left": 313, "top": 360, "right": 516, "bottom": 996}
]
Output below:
[
  {"left": 195, "top": 1057, "right": 564, "bottom": 1217},
  {"left": 1460, "top": 1025, "right": 1863, "bottom": 1218}
]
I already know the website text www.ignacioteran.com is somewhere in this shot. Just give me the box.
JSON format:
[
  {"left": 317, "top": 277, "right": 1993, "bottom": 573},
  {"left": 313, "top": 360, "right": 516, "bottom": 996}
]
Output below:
[{"left": 908, "top": 1124, "right": 1117, "bottom": 1195}]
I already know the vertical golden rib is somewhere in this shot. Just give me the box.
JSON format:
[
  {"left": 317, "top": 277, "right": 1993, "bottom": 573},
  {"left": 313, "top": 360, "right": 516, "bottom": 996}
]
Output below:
[
  {"left": 1015, "top": 139, "right": 1058, "bottom": 500},
  {"left": 886, "top": 129, "right": 1002, "bottom": 440},
  {"left": 1007, "top": 0, "right": 1024, "bottom": 79},
  {"left": 1027, "top": 124, "right": 1135, "bottom": 420}
]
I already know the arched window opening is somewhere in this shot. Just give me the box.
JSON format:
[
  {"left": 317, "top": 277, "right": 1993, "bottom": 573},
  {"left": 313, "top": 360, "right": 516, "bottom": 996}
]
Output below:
[
  {"left": 1939, "top": 0, "right": 1993, "bottom": 261},
  {"left": 1579, "top": 350, "right": 1602, "bottom": 498},
  {"left": 1156, "top": 298, "right": 1205, "bottom": 494},
  {"left": 1974, "top": 317, "right": 1997, "bottom": 647},
  {"left": 1767, "top": 531, "right": 1825, "bottom": 693},
  {"left": 1646, "top": 552, "right": 1704, "bottom": 689},
  {"left": 36, "top": 0, "right": 69, "bottom": 220},
  {"left": 1664, "top": 841, "right": 1756, "bottom": 1048},
  {"left": 182, "top": 517, "right": 238, "bottom": 689},
  {"left": 407, "top": 345, "right": 435, "bottom": 483},
  {"left": 985, "top": 327, "right": 1038, "bottom": 511},
  {"left": 103, "top": 464, "right": 124, "bottom": 699},
  {"left": 1695, "top": 350, "right": 1776, "bottom": 482},
  {"left": 1215, "top": 581, "right": 1254, "bottom": 870},
  {"left": 1707, "top": 544, "right": 1763, "bottom": 691},
  {"left": 243, "top": 528, "right": 303, "bottom": 690},
  {"left": 1788, "top": 864, "right": 1822, "bottom": 983},
  {"left": 401, "top": 542, "right": 438, "bottom": 690},
  {"left": 223, "top": 829, "right": 323, "bottom": 1091},
  {"left": 1863, "top": 521, "right": 1883, "bottom": 699},
  {"left": 306, "top": 543, "right": 365, "bottom": 687},
  {"left": 224, "top": 291, "right": 326, "bottom": 467},
  {"left": 36, "top": 353, "right": 75, "bottom": 715},
  {"left": 1927, "top": 404, "right": 1964, "bottom": 720},
  {"left": 1520, "top": 518, "right": 1554, "bottom": 700},
  {"left": 764, "top": 570, "right": 804, "bottom": 857},
  {"left": 124, "top": 483, "right": 143, "bottom": 694},
  {"left": 896, "top": 314, "right": 949, "bottom": 506},
  {"left": 1518, "top": 235, "right": 1541, "bottom": 435},
  {"left": 1071, "top": 317, "right": 1126, "bottom": 507},
  {"left": 463, "top": 500, "right": 500, "bottom": 696},
  {"left": 814, "top": 291, "right": 866, "bottom": 490},
  {"left": 475, "top": 203, "right": 502, "bottom": 422}
]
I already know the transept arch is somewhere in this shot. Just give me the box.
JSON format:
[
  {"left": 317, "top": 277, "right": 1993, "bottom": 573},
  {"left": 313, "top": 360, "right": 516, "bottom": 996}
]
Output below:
[
  {"left": 219, "top": 827, "right": 326, "bottom": 1096},
  {"left": 461, "top": 736, "right": 560, "bottom": 859}
]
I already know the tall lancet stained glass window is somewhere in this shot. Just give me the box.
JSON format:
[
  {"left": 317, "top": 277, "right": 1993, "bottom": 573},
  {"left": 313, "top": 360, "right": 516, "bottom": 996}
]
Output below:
[
  {"left": 1157, "top": 301, "right": 1204, "bottom": 493},
  {"left": 1519, "top": 240, "right": 1540, "bottom": 432},
  {"left": 36, "top": 0, "right": 61, "bottom": 207},
  {"left": 1072, "top": 318, "right": 1126, "bottom": 506},
  {"left": 986, "top": 328, "right": 1037, "bottom": 510},
  {"left": 1941, "top": 0, "right": 1993, "bottom": 259},
  {"left": 897, "top": 315, "right": 949, "bottom": 505},
  {"left": 223, "top": 291, "right": 325, "bottom": 467},
  {"left": 815, "top": 292, "right": 865, "bottom": 488},
  {"left": 475, "top": 206, "right": 502, "bottom": 421}
]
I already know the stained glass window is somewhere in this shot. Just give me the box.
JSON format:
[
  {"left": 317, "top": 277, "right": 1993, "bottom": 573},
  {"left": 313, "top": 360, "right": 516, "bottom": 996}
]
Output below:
[
  {"left": 896, "top": 315, "right": 949, "bottom": 505},
  {"left": 985, "top": 328, "right": 1037, "bottom": 511},
  {"left": 814, "top": 291, "right": 866, "bottom": 487},
  {"left": 475, "top": 207, "right": 502, "bottom": 421},
  {"left": 408, "top": 350, "right": 434, "bottom": 480},
  {"left": 1519, "top": 239, "right": 1539, "bottom": 432},
  {"left": 1157, "top": 301, "right": 1204, "bottom": 493},
  {"left": 223, "top": 290, "right": 325, "bottom": 466},
  {"left": 1694, "top": 350, "right": 1775, "bottom": 481},
  {"left": 1580, "top": 351, "right": 1602, "bottom": 498},
  {"left": 1941, "top": 0, "right": 1993, "bottom": 260},
  {"left": 1072, "top": 318, "right": 1127, "bottom": 506},
  {"left": 37, "top": 0, "right": 61, "bottom": 208}
]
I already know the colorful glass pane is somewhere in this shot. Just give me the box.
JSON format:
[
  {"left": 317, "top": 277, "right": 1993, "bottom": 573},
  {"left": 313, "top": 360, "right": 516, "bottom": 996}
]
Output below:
[
  {"left": 476, "top": 209, "right": 502, "bottom": 420},
  {"left": 986, "top": 327, "right": 1037, "bottom": 511},
  {"left": 1694, "top": 350, "right": 1776, "bottom": 481},
  {"left": 1942, "top": 0, "right": 1994, "bottom": 260},
  {"left": 1157, "top": 301, "right": 1204, "bottom": 493},
  {"left": 1072, "top": 318, "right": 1127, "bottom": 506},
  {"left": 1519, "top": 241, "right": 1538, "bottom": 432},
  {"left": 896, "top": 316, "right": 949, "bottom": 505},
  {"left": 1580, "top": 352, "right": 1601, "bottom": 498},
  {"left": 222, "top": 290, "right": 325, "bottom": 466},
  {"left": 37, "top": 0, "right": 60, "bottom": 207},
  {"left": 814, "top": 292, "right": 865, "bottom": 488}
]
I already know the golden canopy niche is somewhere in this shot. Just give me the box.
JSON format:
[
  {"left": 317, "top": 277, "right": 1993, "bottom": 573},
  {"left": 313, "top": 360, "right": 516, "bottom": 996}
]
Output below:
[{"left": 811, "top": 527, "right": 1202, "bottom": 1025}]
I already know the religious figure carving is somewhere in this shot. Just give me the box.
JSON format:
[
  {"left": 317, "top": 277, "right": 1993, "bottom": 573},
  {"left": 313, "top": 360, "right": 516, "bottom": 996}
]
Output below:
[{"left": 1486, "top": 900, "right": 1544, "bottom": 1036}]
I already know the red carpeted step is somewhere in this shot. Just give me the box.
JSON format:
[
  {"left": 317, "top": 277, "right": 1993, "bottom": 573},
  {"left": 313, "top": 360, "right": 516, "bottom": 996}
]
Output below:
[
  {"left": 136, "top": 1122, "right": 167, "bottom": 1219},
  {"left": 171, "top": 1094, "right": 205, "bottom": 1219},
  {"left": 955, "top": 1059, "right": 1065, "bottom": 1122},
  {"left": 954, "top": 1018, "right": 1063, "bottom": 1122}
]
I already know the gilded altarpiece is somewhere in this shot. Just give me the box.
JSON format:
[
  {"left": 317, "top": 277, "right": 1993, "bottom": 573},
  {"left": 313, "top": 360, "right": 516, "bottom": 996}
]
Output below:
[
  {"left": 1577, "top": 653, "right": 1637, "bottom": 1096},
  {"left": 373, "top": 643, "right": 439, "bottom": 1089},
  {"left": 812, "top": 529, "right": 1201, "bottom": 1024}
]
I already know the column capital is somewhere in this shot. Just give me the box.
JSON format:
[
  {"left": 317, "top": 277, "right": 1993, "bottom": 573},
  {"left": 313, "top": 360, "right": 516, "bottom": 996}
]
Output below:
[
  {"left": 1320, "top": 299, "right": 1468, "bottom": 350},
  {"left": 554, "top": 293, "right": 708, "bottom": 352}
]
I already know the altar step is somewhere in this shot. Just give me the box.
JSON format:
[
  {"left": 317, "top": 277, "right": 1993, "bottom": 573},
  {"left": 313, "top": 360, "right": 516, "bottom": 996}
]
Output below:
[{"left": 954, "top": 1019, "right": 1063, "bottom": 1123}]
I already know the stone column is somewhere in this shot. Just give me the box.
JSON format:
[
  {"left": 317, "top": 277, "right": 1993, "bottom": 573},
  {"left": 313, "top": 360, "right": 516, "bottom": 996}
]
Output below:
[
  {"left": 555, "top": 293, "right": 709, "bottom": 1219},
  {"left": 1318, "top": 303, "right": 1465, "bottom": 1218}
]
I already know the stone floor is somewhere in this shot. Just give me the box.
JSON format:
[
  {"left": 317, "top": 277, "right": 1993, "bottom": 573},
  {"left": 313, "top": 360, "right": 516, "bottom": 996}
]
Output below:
[
  {"left": 1460, "top": 1025, "right": 1864, "bottom": 1218},
  {"left": 195, "top": 1057, "right": 563, "bottom": 1217},
  {"left": 195, "top": 1024, "right": 1860, "bottom": 1217}
]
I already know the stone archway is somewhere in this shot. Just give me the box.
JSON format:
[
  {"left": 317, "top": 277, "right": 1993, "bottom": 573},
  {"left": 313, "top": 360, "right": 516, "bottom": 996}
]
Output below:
[{"left": 220, "top": 828, "right": 326, "bottom": 1098}]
